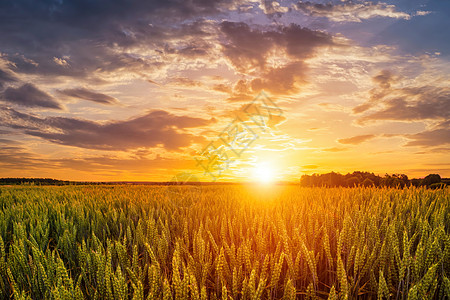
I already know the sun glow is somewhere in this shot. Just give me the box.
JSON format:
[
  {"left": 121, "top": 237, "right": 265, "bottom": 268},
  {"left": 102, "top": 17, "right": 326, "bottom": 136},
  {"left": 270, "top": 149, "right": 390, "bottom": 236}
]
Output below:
[{"left": 252, "top": 162, "right": 275, "bottom": 184}]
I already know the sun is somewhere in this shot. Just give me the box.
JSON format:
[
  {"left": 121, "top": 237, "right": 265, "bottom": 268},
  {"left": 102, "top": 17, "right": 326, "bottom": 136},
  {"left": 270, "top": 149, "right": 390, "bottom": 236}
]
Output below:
[{"left": 252, "top": 162, "right": 275, "bottom": 184}]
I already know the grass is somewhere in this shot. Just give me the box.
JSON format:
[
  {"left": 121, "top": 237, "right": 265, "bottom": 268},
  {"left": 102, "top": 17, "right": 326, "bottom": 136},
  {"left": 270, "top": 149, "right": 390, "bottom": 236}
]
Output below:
[{"left": 0, "top": 185, "right": 449, "bottom": 299}]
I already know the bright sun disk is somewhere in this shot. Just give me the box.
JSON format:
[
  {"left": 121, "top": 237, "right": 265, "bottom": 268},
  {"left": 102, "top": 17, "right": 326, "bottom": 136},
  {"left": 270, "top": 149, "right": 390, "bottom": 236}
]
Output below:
[{"left": 253, "top": 163, "right": 275, "bottom": 184}]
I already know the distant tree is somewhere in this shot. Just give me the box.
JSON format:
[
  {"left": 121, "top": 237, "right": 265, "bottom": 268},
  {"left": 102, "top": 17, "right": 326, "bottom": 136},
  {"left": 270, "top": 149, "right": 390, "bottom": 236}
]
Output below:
[
  {"left": 410, "top": 178, "right": 422, "bottom": 187},
  {"left": 397, "top": 174, "right": 409, "bottom": 186},
  {"left": 421, "top": 174, "right": 441, "bottom": 186},
  {"left": 346, "top": 177, "right": 360, "bottom": 187},
  {"left": 326, "top": 172, "right": 345, "bottom": 187},
  {"left": 362, "top": 178, "right": 374, "bottom": 187},
  {"left": 380, "top": 174, "right": 391, "bottom": 187},
  {"left": 300, "top": 175, "right": 312, "bottom": 187},
  {"left": 0, "top": 178, "right": 77, "bottom": 185},
  {"left": 299, "top": 172, "right": 440, "bottom": 189}
]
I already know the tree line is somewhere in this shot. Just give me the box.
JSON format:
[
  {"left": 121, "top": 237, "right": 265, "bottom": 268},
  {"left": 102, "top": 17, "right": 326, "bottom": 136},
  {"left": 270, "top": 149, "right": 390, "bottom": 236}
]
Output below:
[
  {"left": 0, "top": 178, "right": 93, "bottom": 185},
  {"left": 0, "top": 173, "right": 448, "bottom": 188},
  {"left": 300, "top": 171, "right": 448, "bottom": 188}
]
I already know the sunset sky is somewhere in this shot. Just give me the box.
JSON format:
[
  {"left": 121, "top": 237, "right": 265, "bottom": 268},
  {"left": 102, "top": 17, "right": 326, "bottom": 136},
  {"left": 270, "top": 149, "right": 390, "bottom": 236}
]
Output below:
[{"left": 0, "top": 0, "right": 449, "bottom": 181}]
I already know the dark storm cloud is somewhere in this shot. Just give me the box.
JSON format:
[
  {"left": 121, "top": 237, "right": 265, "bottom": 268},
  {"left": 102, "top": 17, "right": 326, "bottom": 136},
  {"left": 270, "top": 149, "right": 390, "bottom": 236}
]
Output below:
[
  {"left": 355, "top": 71, "right": 450, "bottom": 124},
  {"left": 338, "top": 134, "right": 376, "bottom": 145},
  {"left": 405, "top": 121, "right": 450, "bottom": 147},
  {"left": 0, "top": 107, "right": 214, "bottom": 151},
  {"left": 1, "top": 83, "right": 62, "bottom": 109},
  {"left": 58, "top": 88, "right": 119, "bottom": 105}
]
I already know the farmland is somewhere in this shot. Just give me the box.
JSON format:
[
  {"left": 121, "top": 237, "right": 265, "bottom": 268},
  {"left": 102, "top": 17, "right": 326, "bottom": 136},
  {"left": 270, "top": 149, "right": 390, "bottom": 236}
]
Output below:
[{"left": 0, "top": 185, "right": 449, "bottom": 299}]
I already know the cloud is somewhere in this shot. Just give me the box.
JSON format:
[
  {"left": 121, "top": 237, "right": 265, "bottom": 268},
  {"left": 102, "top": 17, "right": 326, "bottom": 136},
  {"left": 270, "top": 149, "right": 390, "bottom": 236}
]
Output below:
[
  {"left": 279, "top": 24, "right": 334, "bottom": 58},
  {"left": 1, "top": 83, "right": 62, "bottom": 109},
  {"left": 0, "top": 1, "right": 232, "bottom": 80},
  {"left": 220, "top": 22, "right": 334, "bottom": 95},
  {"left": 220, "top": 21, "right": 274, "bottom": 72},
  {"left": 168, "top": 77, "right": 203, "bottom": 87},
  {"left": 321, "top": 147, "right": 348, "bottom": 152},
  {"left": 355, "top": 70, "right": 450, "bottom": 124},
  {"left": 7, "top": 46, "right": 165, "bottom": 80},
  {"left": 338, "top": 134, "right": 376, "bottom": 145},
  {"left": 294, "top": 1, "right": 410, "bottom": 22},
  {"left": 163, "top": 39, "right": 212, "bottom": 58},
  {"left": 58, "top": 88, "right": 119, "bottom": 105},
  {"left": 53, "top": 57, "right": 70, "bottom": 67},
  {"left": 222, "top": 93, "right": 286, "bottom": 127},
  {"left": 52, "top": 155, "right": 196, "bottom": 174},
  {"left": 0, "top": 138, "right": 20, "bottom": 145},
  {"left": 357, "top": 88, "right": 450, "bottom": 123},
  {"left": 225, "top": 93, "right": 254, "bottom": 102},
  {"left": 415, "top": 11, "right": 432, "bottom": 17},
  {"left": 0, "top": 145, "right": 45, "bottom": 169},
  {"left": 212, "top": 84, "right": 232, "bottom": 94},
  {"left": 259, "top": 0, "right": 289, "bottom": 18},
  {"left": 0, "top": 145, "right": 196, "bottom": 176},
  {"left": 223, "top": 79, "right": 254, "bottom": 102},
  {"left": 0, "top": 107, "right": 214, "bottom": 151},
  {"left": 0, "top": 67, "right": 17, "bottom": 90},
  {"left": 220, "top": 22, "right": 334, "bottom": 72},
  {"left": 302, "top": 164, "right": 318, "bottom": 169},
  {"left": 405, "top": 121, "right": 450, "bottom": 147},
  {"left": 372, "top": 69, "right": 396, "bottom": 89},
  {"left": 415, "top": 147, "right": 450, "bottom": 155},
  {"left": 352, "top": 103, "right": 372, "bottom": 114},
  {"left": 359, "top": 95, "right": 450, "bottom": 123},
  {"left": 250, "top": 61, "right": 307, "bottom": 94}
]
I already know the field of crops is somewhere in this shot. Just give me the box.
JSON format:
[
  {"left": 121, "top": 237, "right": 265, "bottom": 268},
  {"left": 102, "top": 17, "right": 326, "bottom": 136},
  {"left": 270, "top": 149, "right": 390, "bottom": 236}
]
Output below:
[{"left": 0, "top": 185, "right": 449, "bottom": 299}]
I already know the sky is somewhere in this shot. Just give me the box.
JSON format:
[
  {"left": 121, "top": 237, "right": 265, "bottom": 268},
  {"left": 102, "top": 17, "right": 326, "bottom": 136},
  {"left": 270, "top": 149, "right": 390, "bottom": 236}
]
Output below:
[{"left": 0, "top": 0, "right": 449, "bottom": 182}]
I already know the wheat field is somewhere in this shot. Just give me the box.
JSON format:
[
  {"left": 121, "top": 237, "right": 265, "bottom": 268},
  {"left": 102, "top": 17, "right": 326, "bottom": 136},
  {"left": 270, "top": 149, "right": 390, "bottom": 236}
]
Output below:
[{"left": 0, "top": 185, "right": 448, "bottom": 299}]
